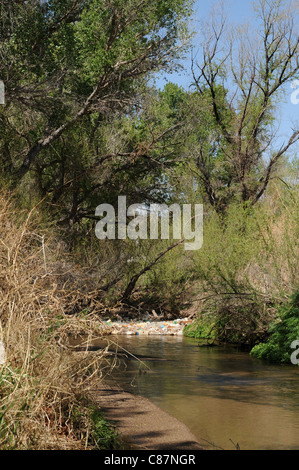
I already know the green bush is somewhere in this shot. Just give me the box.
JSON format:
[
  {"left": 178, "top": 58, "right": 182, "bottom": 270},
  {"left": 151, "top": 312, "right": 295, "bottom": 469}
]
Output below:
[
  {"left": 184, "top": 314, "right": 217, "bottom": 343},
  {"left": 90, "top": 409, "right": 123, "bottom": 450},
  {"left": 250, "top": 293, "right": 299, "bottom": 364}
]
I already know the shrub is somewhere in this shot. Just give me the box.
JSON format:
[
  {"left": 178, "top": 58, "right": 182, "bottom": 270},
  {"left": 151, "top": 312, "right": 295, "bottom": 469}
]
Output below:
[
  {"left": 184, "top": 314, "right": 217, "bottom": 343},
  {"left": 250, "top": 293, "right": 299, "bottom": 364}
]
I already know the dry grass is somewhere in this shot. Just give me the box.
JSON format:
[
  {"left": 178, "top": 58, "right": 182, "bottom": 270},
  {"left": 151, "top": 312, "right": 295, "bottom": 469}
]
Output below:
[{"left": 0, "top": 194, "right": 116, "bottom": 449}]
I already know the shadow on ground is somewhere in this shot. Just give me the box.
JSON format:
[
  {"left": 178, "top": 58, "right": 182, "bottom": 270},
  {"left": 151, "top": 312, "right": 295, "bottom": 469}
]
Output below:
[{"left": 92, "top": 385, "right": 204, "bottom": 451}]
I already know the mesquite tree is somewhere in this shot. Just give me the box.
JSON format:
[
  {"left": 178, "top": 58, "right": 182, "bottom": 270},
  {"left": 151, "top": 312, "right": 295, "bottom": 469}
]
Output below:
[{"left": 0, "top": 0, "right": 193, "bottom": 221}]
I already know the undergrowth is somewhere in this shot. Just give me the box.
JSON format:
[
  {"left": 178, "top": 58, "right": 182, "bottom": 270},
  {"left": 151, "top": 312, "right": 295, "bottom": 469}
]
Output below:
[
  {"left": 0, "top": 193, "right": 121, "bottom": 449},
  {"left": 250, "top": 293, "right": 299, "bottom": 364}
]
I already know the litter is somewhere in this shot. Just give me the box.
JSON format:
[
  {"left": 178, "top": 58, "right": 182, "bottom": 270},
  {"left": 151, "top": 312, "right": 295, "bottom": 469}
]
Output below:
[{"left": 103, "top": 318, "right": 192, "bottom": 336}]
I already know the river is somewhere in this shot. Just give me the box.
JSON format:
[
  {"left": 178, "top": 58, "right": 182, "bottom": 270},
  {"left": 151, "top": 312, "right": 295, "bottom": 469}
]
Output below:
[{"left": 102, "top": 334, "right": 299, "bottom": 450}]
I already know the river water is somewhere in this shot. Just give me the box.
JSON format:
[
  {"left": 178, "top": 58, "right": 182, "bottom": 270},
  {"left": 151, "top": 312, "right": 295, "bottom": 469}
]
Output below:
[{"left": 103, "top": 334, "right": 299, "bottom": 450}]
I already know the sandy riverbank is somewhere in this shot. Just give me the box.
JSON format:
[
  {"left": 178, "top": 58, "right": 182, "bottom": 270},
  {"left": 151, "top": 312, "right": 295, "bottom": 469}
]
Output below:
[{"left": 92, "top": 384, "right": 204, "bottom": 451}]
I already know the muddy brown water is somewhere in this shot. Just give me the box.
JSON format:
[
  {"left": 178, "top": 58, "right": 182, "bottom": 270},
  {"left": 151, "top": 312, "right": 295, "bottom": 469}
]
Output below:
[{"left": 99, "top": 335, "right": 299, "bottom": 450}]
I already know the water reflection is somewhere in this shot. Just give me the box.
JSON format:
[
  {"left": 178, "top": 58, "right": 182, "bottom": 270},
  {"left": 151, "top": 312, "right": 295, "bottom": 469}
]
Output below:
[{"left": 102, "top": 335, "right": 299, "bottom": 450}]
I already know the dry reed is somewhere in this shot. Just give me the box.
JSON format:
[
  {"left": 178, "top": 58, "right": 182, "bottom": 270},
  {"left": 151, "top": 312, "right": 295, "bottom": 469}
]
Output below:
[{"left": 0, "top": 193, "right": 115, "bottom": 449}]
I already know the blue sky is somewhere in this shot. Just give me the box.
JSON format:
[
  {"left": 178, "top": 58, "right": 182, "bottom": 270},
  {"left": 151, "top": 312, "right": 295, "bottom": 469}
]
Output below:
[{"left": 155, "top": 0, "right": 299, "bottom": 152}]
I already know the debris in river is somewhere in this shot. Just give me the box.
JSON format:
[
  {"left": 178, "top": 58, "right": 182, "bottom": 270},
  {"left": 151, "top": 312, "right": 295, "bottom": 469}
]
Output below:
[{"left": 103, "top": 318, "right": 192, "bottom": 336}]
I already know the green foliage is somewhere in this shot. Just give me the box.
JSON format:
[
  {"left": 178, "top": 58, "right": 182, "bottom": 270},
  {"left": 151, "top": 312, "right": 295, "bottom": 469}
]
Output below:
[
  {"left": 184, "top": 315, "right": 217, "bottom": 342},
  {"left": 192, "top": 203, "right": 262, "bottom": 292},
  {"left": 0, "top": 0, "right": 194, "bottom": 199},
  {"left": 250, "top": 293, "right": 299, "bottom": 364},
  {"left": 0, "top": 0, "right": 298, "bottom": 346},
  {"left": 180, "top": 176, "right": 298, "bottom": 345},
  {"left": 89, "top": 408, "right": 123, "bottom": 450}
]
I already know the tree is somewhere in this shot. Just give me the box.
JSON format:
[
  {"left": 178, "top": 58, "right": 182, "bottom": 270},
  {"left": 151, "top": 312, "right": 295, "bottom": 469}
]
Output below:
[
  {"left": 189, "top": 0, "right": 299, "bottom": 213},
  {"left": 0, "top": 0, "right": 193, "bottom": 205}
]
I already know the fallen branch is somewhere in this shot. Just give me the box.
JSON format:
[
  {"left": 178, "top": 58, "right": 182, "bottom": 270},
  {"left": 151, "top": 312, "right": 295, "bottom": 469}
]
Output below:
[{"left": 121, "top": 239, "right": 185, "bottom": 302}]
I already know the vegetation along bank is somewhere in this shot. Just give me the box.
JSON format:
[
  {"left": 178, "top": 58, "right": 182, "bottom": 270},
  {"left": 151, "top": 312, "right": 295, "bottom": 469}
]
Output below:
[{"left": 0, "top": 0, "right": 298, "bottom": 449}]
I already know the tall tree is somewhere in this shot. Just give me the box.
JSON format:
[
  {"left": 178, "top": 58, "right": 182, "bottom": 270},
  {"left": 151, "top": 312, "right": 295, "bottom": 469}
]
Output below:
[
  {"left": 189, "top": 0, "right": 299, "bottom": 212},
  {"left": 0, "top": 0, "right": 193, "bottom": 197}
]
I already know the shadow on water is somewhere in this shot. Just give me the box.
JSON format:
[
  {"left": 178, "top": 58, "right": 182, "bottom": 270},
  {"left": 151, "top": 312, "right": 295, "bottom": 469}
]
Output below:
[{"left": 99, "top": 335, "right": 299, "bottom": 450}]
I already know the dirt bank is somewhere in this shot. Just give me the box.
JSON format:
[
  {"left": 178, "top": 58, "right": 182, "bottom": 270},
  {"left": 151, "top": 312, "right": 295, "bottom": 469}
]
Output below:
[{"left": 92, "top": 384, "right": 204, "bottom": 451}]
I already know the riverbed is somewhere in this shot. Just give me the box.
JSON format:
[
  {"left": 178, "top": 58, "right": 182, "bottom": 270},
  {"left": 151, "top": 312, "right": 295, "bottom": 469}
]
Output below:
[{"left": 102, "top": 335, "right": 299, "bottom": 450}]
